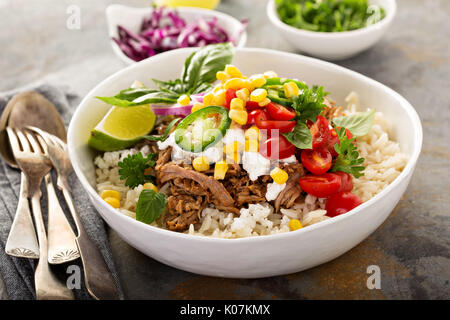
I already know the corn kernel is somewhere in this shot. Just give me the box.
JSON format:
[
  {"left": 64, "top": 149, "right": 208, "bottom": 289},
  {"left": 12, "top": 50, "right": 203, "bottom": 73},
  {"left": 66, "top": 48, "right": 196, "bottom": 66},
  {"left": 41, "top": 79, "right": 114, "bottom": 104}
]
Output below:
[
  {"left": 213, "top": 84, "right": 223, "bottom": 93},
  {"left": 191, "top": 102, "right": 205, "bottom": 113},
  {"left": 270, "top": 167, "right": 289, "bottom": 185},
  {"left": 177, "top": 94, "right": 190, "bottom": 106},
  {"left": 289, "top": 219, "right": 303, "bottom": 231},
  {"left": 214, "top": 161, "right": 228, "bottom": 180},
  {"left": 229, "top": 109, "right": 248, "bottom": 125},
  {"left": 245, "top": 126, "right": 261, "bottom": 141},
  {"left": 212, "top": 89, "right": 226, "bottom": 106},
  {"left": 263, "top": 71, "right": 278, "bottom": 79},
  {"left": 283, "top": 81, "right": 300, "bottom": 98},
  {"left": 224, "top": 78, "right": 246, "bottom": 90},
  {"left": 249, "top": 74, "right": 266, "bottom": 88},
  {"left": 224, "top": 141, "right": 243, "bottom": 155},
  {"left": 203, "top": 92, "right": 214, "bottom": 106},
  {"left": 225, "top": 65, "right": 243, "bottom": 78},
  {"left": 230, "top": 97, "right": 244, "bottom": 110},
  {"left": 258, "top": 97, "right": 271, "bottom": 107},
  {"left": 250, "top": 88, "right": 267, "bottom": 103},
  {"left": 100, "top": 190, "right": 121, "bottom": 201},
  {"left": 104, "top": 197, "right": 120, "bottom": 208},
  {"left": 245, "top": 139, "right": 259, "bottom": 152},
  {"left": 192, "top": 156, "right": 210, "bottom": 172},
  {"left": 216, "top": 71, "right": 229, "bottom": 82},
  {"left": 143, "top": 183, "right": 158, "bottom": 193},
  {"left": 236, "top": 88, "right": 249, "bottom": 102},
  {"left": 226, "top": 152, "right": 241, "bottom": 164}
]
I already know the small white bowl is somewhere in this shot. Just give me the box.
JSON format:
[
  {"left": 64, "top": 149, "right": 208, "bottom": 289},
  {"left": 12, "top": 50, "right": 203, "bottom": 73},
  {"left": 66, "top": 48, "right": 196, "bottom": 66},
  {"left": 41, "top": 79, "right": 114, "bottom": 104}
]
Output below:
[
  {"left": 267, "top": 0, "right": 397, "bottom": 60},
  {"left": 68, "top": 48, "right": 422, "bottom": 278},
  {"left": 106, "top": 4, "right": 247, "bottom": 65}
]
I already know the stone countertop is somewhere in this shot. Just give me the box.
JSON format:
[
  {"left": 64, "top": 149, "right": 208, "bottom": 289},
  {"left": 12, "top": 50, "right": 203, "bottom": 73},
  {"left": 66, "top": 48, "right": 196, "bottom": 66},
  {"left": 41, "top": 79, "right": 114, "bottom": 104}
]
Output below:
[{"left": 0, "top": 0, "right": 449, "bottom": 299}]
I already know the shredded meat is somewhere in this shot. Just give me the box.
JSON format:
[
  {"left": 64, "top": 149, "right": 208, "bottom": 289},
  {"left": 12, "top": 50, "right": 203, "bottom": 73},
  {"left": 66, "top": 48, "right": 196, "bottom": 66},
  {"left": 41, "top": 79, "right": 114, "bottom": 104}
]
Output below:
[
  {"left": 322, "top": 97, "right": 343, "bottom": 121},
  {"left": 274, "top": 163, "right": 305, "bottom": 212}
]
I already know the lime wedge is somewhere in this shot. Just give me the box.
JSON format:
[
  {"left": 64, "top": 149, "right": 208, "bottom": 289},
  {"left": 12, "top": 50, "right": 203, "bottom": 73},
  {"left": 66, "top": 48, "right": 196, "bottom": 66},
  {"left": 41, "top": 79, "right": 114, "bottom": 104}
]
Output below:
[{"left": 88, "top": 105, "right": 156, "bottom": 151}]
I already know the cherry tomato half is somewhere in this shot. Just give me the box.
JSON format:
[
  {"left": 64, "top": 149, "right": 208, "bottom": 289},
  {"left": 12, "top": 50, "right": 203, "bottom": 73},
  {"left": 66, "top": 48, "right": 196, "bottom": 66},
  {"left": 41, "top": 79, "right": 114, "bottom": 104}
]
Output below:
[
  {"left": 310, "top": 116, "right": 331, "bottom": 150},
  {"left": 325, "top": 192, "right": 362, "bottom": 217},
  {"left": 259, "top": 135, "right": 296, "bottom": 160},
  {"left": 266, "top": 102, "right": 296, "bottom": 121},
  {"left": 255, "top": 119, "right": 296, "bottom": 133},
  {"left": 245, "top": 100, "right": 262, "bottom": 111},
  {"left": 326, "top": 127, "right": 353, "bottom": 157},
  {"left": 224, "top": 89, "right": 237, "bottom": 109},
  {"left": 298, "top": 173, "right": 341, "bottom": 198},
  {"left": 334, "top": 171, "right": 353, "bottom": 193},
  {"left": 301, "top": 149, "right": 332, "bottom": 175},
  {"left": 247, "top": 109, "right": 269, "bottom": 125}
]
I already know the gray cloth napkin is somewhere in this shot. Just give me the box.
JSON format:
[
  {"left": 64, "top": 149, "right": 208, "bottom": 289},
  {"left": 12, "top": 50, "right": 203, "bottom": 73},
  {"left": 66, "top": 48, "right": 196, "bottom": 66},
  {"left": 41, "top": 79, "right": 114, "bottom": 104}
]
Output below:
[{"left": 0, "top": 83, "right": 123, "bottom": 300}]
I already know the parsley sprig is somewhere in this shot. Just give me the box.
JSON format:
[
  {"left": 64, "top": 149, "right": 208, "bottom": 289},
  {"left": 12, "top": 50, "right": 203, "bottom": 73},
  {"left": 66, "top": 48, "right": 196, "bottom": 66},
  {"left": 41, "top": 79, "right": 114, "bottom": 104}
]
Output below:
[
  {"left": 331, "top": 127, "right": 365, "bottom": 178},
  {"left": 118, "top": 152, "right": 157, "bottom": 188}
]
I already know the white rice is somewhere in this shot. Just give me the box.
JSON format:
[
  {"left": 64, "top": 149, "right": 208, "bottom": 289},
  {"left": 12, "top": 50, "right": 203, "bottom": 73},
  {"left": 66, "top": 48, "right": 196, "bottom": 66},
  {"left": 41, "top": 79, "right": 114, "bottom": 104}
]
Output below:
[{"left": 93, "top": 93, "right": 408, "bottom": 238}]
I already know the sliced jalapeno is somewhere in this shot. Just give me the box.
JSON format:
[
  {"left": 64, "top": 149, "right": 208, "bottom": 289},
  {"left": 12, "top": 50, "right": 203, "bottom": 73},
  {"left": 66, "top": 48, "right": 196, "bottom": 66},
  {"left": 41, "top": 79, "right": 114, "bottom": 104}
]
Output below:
[{"left": 174, "top": 106, "right": 231, "bottom": 152}]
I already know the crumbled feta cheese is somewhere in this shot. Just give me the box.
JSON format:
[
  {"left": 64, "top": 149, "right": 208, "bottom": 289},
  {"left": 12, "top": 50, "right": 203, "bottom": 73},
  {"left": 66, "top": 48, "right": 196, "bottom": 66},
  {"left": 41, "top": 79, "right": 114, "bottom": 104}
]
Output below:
[
  {"left": 265, "top": 182, "right": 286, "bottom": 201},
  {"left": 242, "top": 151, "right": 271, "bottom": 181}
]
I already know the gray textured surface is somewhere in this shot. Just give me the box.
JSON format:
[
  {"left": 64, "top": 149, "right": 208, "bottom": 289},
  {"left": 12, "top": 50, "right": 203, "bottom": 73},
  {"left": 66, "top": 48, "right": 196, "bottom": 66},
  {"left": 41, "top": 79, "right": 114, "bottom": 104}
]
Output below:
[{"left": 0, "top": 0, "right": 449, "bottom": 300}]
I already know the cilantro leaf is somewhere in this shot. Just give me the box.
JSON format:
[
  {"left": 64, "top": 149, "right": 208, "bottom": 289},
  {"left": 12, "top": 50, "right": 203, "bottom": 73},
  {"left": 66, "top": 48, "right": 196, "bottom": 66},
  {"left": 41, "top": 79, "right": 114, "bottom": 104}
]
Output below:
[
  {"left": 142, "top": 117, "right": 180, "bottom": 142},
  {"left": 118, "top": 152, "right": 157, "bottom": 188},
  {"left": 136, "top": 189, "right": 167, "bottom": 224},
  {"left": 331, "top": 127, "right": 365, "bottom": 178},
  {"left": 292, "top": 85, "right": 327, "bottom": 123}
]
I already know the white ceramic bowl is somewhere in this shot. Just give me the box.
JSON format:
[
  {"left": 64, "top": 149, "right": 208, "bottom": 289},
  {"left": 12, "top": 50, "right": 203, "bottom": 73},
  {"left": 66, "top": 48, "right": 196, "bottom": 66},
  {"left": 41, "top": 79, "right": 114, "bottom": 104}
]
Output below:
[
  {"left": 68, "top": 48, "right": 422, "bottom": 278},
  {"left": 267, "top": 0, "right": 397, "bottom": 60},
  {"left": 106, "top": 4, "right": 247, "bottom": 65}
]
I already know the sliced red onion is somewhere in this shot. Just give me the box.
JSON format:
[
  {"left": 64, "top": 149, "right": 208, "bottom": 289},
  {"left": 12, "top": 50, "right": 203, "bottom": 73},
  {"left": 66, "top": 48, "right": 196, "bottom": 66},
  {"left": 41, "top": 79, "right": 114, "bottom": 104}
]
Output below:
[{"left": 150, "top": 104, "right": 191, "bottom": 116}]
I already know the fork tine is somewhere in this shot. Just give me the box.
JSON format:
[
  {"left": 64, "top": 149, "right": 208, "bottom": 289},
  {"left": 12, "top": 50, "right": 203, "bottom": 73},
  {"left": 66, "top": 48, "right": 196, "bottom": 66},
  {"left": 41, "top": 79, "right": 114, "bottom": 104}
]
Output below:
[
  {"left": 51, "top": 135, "right": 67, "bottom": 151},
  {"left": 24, "top": 131, "right": 44, "bottom": 155},
  {"left": 15, "top": 129, "right": 31, "bottom": 152},
  {"left": 6, "top": 127, "right": 21, "bottom": 155},
  {"left": 27, "top": 126, "right": 53, "bottom": 146},
  {"left": 35, "top": 134, "right": 48, "bottom": 154}
]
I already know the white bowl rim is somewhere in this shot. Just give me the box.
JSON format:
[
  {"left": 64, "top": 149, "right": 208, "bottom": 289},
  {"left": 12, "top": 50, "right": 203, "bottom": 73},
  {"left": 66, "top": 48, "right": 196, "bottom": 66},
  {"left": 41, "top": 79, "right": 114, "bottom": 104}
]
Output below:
[
  {"left": 106, "top": 4, "right": 248, "bottom": 65},
  {"left": 68, "top": 46, "right": 422, "bottom": 245},
  {"left": 266, "top": 0, "right": 397, "bottom": 38}
]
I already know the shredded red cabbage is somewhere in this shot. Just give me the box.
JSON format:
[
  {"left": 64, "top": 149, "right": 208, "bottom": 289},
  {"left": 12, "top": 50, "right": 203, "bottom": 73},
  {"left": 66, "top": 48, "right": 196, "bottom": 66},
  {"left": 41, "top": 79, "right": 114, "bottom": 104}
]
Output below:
[{"left": 113, "top": 7, "right": 245, "bottom": 62}]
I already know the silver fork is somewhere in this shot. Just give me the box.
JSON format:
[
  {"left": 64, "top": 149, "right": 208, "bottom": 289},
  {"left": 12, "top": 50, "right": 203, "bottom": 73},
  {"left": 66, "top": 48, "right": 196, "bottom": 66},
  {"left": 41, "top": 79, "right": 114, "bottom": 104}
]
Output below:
[
  {"left": 6, "top": 127, "right": 74, "bottom": 300},
  {"left": 29, "top": 127, "right": 120, "bottom": 300}
]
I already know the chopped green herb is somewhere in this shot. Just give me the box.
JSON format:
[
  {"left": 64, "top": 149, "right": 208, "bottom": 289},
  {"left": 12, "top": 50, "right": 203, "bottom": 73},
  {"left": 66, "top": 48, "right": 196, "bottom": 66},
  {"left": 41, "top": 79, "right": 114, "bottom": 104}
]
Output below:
[
  {"left": 275, "top": 0, "right": 386, "bottom": 32},
  {"left": 118, "top": 152, "right": 157, "bottom": 188},
  {"left": 331, "top": 127, "right": 365, "bottom": 178}
]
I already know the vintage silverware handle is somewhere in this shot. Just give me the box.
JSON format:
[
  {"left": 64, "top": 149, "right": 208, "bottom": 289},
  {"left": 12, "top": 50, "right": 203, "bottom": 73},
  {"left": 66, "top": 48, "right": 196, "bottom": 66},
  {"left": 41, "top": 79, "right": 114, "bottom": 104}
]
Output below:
[
  {"left": 45, "top": 174, "right": 79, "bottom": 264},
  {"left": 30, "top": 193, "right": 74, "bottom": 300},
  {"left": 5, "top": 172, "right": 40, "bottom": 259},
  {"left": 61, "top": 188, "right": 120, "bottom": 300}
]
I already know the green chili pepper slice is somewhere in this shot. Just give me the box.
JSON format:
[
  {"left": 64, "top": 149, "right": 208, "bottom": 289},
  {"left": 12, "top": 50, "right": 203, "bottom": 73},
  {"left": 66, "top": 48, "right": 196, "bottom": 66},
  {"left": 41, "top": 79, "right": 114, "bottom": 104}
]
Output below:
[{"left": 174, "top": 106, "right": 231, "bottom": 152}]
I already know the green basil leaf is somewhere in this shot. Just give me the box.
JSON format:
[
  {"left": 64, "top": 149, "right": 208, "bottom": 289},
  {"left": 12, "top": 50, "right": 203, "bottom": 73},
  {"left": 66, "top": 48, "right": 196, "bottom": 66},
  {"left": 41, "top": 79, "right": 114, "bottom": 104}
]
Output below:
[
  {"left": 182, "top": 42, "right": 234, "bottom": 93},
  {"left": 283, "top": 122, "right": 312, "bottom": 149},
  {"left": 136, "top": 189, "right": 167, "bottom": 225},
  {"left": 332, "top": 109, "right": 376, "bottom": 137}
]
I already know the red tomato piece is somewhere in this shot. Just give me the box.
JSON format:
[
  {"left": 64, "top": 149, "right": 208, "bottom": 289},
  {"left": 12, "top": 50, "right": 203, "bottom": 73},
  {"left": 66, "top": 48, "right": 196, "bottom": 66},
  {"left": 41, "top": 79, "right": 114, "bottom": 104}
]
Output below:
[
  {"left": 298, "top": 173, "right": 342, "bottom": 198},
  {"left": 247, "top": 109, "right": 269, "bottom": 125},
  {"left": 325, "top": 192, "right": 362, "bottom": 217},
  {"left": 224, "top": 89, "right": 237, "bottom": 109},
  {"left": 245, "top": 100, "right": 262, "bottom": 111},
  {"left": 266, "top": 102, "right": 296, "bottom": 121},
  {"left": 310, "top": 116, "right": 331, "bottom": 150},
  {"left": 255, "top": 119, "right": 296, "bottom": 133},
  {"left": 259, "top": 135, "right": 296, "bottom": 160},
  {"left": 334, "top": 171, "right": 353, "bottom": 192},
  {"left": 301, "top": 149, "right": 332, "bottom": 175}
]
